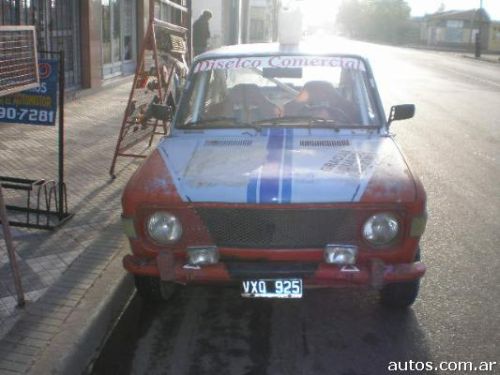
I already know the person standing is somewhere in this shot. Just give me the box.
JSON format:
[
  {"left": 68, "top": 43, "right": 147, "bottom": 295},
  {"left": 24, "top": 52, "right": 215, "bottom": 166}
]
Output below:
[{"left": 192, "top": 10, "right": 212, "bottom": 56}]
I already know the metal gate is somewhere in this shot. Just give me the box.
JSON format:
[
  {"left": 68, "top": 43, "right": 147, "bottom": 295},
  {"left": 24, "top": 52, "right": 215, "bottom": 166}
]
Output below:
[{"left": 0, "top": 0, "right": 81, "bottom": 88}]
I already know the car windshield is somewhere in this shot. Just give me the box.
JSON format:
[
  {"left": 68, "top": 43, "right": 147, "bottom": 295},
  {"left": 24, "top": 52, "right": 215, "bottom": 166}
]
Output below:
[{"left": 176, "top": 55, "right": 382, "bottom": 129}]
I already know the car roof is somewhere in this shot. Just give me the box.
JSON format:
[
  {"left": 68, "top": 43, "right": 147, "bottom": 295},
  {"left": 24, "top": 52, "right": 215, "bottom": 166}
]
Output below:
[{"left": 194, "top": 42, "right": 368, "bottom": 61}]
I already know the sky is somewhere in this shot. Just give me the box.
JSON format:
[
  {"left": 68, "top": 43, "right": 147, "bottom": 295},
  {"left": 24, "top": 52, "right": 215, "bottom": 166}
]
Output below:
[{"left": 297, "top": 0, "right": 500, "bottom": 23}]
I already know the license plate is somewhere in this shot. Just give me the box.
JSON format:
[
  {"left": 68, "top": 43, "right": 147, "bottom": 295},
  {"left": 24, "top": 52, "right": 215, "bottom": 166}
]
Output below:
[{"left": 241, "top": 279, "right": 303, "bottom": 299}]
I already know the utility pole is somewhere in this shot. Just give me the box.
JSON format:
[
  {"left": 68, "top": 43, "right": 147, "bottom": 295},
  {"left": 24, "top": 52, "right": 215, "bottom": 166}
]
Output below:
[{"left": 475, "top": 0, "right": 483, "bottom": 58}]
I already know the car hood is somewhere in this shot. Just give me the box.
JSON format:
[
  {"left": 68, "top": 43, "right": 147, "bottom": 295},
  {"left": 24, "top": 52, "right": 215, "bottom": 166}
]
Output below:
[{"left": 157, "top": 130, "right": 416, "bottom": 204}]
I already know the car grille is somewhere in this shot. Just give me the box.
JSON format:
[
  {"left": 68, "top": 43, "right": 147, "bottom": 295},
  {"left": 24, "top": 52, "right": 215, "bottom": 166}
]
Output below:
[
  {"left": 225, "top": 261, "right": 318, "bottom": 279},
  {"left": 195, "top": 208, "right": 357, "bottom": 248}
]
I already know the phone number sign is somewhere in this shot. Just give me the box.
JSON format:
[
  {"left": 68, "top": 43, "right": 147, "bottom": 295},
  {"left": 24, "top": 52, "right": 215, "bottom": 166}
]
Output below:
[{"left": 0, "top": 59, "right": 58, "bottom": 126}]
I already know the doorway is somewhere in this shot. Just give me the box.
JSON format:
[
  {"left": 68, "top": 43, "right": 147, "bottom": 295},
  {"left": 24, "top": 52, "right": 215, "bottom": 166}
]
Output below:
[{"left": 102, "top": 0, "right": 136, "bottom": 78}]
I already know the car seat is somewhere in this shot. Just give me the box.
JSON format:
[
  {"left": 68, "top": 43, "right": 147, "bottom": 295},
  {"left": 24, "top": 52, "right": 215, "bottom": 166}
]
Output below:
[
  {"left": 206, "top": 84, "right": 281, "bottom": 123},
  {"left": 284, "top": 81, "right": 360, "bottom": 123}
]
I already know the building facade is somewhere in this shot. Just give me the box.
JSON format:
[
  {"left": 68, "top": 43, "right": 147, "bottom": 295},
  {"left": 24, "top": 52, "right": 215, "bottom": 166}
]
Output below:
[
  {"left": 419, "top": 9, "right": 492, "bottom": 51},
  {"left": 0, "top": 0, "right": 187, "bottom": 89},
  {"left": 488, "top": 21, "right": 500, "bottom": 52},
  {"left": 190, "top": 0, "right": 280, "bottom": 50},
  {"left": 1, "top": 0, "right": 82, "bottom": 87},
  {"left": 1, "top": 0, "right": 281, "bottom": 90}
]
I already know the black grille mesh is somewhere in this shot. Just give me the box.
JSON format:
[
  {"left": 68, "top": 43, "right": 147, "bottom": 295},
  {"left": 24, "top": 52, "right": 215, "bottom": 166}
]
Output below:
[{"left": 195, "top": 208, "right": 357, "bottom": 248}]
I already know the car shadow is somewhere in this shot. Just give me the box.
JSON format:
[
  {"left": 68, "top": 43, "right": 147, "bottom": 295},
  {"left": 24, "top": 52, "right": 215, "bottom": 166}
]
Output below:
[
  {"left": 266, "top": 288, "right": 435, "bottom": 375},
  {"left": 92, "top": 286, "right": 435, "bottom": 375},
  {"left": 184, "top": 286, "right": 435, "bottom": 375}
]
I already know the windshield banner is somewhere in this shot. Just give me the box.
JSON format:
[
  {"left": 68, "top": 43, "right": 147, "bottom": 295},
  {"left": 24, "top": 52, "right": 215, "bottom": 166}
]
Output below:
[{"left": 194, "top": 56, "right": 365, "bottom": 73}]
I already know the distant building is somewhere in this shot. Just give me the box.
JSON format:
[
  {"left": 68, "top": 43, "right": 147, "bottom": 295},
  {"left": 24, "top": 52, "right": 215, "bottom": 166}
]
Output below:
[
  {"left": 248, "top": 0, "right": 278, "bottom": 43},
  {"left": 191, "top": 0, "right": 280, "bottom": 49},
  {"left": 488, "top": 21, "right": 500, "bottom": 52},
  {"left": 419, "top": 9, "right": 498, "bottom": 52}
]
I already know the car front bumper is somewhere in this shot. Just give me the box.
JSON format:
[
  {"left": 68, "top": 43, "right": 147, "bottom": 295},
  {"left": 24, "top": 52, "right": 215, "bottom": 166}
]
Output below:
[{"left": 123, "top": 253, "right": 425, "bottom": 289}]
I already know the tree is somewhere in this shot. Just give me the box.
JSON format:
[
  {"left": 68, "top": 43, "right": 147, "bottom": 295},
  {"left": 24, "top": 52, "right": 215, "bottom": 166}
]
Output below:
[
  {"left": 336, "top": 0, "right": 412, "bottom": 44},
  {"left": 336, "top": 0, "right": 365, "bottom": 38}
]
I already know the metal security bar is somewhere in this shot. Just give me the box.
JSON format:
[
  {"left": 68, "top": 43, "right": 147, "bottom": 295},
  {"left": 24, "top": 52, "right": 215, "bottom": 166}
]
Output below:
[
  {"left": 0, "top": 26, "right": 39, "bottom": 97},
  {"left": 0, "top": 50, "right": 73, "bottom": 229},
  {"left": 154, "top": 0, "right": 191, "bottom": 61},
  {"left": 0, "top": 0, "right": 80, "bottom": 88},
  {"left": 0, "top": 185, "right": 25, "bottom": 307},
  {"left": 155, "top": 0, "right": 189, "bottom": 21}
]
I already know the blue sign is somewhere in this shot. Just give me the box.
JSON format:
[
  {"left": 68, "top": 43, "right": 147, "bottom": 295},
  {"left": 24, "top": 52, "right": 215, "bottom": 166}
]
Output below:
[{"left": 0, "top": 59, "right": 58, "bottom": 126}]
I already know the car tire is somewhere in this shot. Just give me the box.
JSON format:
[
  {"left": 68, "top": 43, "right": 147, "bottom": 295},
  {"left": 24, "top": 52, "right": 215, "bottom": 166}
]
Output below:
[
  {"left": 379, "top": 248, "right": 421, "bottom": 309},
  {"left": 134, "top": 275, "right": 177, "bottom": 302},
  {"left": 379, "top": 279, "right": 420, "bottom": 309}
]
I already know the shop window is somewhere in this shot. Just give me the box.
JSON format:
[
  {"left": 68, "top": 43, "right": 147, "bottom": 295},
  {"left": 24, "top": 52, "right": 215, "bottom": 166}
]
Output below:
[
  {"left": 446, "top": 20, "right": 464, "bottom": 29},
  {"left": 102, "top": 0, "right": 136, "bottom": 78}
]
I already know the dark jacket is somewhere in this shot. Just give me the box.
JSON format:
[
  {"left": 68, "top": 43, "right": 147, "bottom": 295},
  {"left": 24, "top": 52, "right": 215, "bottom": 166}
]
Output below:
[{"left": 193, "top": 16, "right": 210, "bottom": 50}]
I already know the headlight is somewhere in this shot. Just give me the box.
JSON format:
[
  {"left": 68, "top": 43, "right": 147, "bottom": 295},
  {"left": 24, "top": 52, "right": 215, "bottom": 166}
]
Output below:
[
  {"left": 363, "top": 213, "right": 399, "bottom": 246},
  {"left": 146, "top": 212, "right": 182, "bottom": 244}
]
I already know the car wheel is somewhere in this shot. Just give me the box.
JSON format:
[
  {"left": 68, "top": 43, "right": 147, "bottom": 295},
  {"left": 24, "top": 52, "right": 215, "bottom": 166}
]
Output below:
[
  {"left": 379, "top": 279, "right": 420, "bottom": 309},
  {"left": 134, "top": 275, "right": 177, "bottom": 302},
  {"left": 379, "top": 248, "right": 421, "bottom": 309},
  {"left": 160, "top": 281, "right": 178, "bottom": 300}
]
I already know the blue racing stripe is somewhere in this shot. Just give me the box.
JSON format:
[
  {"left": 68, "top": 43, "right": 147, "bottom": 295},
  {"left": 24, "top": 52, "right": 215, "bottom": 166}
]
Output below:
[
  {"left": 281, "top": 128, "right": 293, "bottom": 203},
  {"left": 259, "top": 128, "right": 285, "bottom": 203},
  {"left": 246, "top": 175, "right": 258, "bottom": 203}
]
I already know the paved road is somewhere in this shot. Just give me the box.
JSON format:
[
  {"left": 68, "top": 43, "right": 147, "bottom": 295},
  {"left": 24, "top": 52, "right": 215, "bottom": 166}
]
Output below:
[{"left": 92, "top": 40, "right": 500, "bottom": 375}]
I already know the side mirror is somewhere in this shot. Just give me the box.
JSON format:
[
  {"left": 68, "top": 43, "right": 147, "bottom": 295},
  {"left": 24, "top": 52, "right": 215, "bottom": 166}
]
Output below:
[{"left": 388, "top": 104, "right": 415, "bottom": 125}]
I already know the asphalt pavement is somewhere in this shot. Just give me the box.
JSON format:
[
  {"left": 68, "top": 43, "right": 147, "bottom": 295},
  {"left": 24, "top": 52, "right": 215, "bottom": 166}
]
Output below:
[{"left": 91, "top": 38, "right": 500, "bottom": 375}]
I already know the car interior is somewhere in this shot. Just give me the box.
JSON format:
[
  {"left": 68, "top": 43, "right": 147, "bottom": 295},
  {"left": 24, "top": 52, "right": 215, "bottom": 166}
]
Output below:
[
  {"left": 205, "top": 83, "right": 282, "bottom": 123},
  {"left": 204, "top": 80, "right": 362, "bottom": 124},
  {"left": 284, "top": 80, "right": 361, "bottom": 123}
]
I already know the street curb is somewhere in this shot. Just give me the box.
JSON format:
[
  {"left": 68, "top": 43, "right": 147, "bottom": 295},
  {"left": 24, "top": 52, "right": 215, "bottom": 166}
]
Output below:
[
  {"left": 28, "top": 250, "right": 134, "bottom": 375},
  {"left": 462, "top": 54, "right": 500, "bottom": 64}
]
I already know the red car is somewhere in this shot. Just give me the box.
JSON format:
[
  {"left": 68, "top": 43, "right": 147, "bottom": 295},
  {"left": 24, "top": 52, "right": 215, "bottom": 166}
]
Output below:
[{"left": 121, "top": 43, "right": 427, "bottom": 308}]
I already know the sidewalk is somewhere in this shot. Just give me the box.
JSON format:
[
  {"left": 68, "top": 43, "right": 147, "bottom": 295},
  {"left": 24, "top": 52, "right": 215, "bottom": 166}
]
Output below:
[
  {"left": 0, "top": 79, "right": 146, "bottom": 374},
  {"left": 462, "top": 53, "right": 500, "bottom": 64},
  {"left": 403, "top": 43, "right": 500, "bottom": 64}
]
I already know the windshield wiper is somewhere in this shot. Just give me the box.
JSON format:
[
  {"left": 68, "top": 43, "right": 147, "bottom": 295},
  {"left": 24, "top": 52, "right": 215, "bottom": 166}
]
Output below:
[
  {"left": 252, "top": 116, "right": 381, "bottom": 130},
  {"left": 179, "top": 116, "right": 257, "bottom": 130},
  {"left": 179, "top": 116, "right": 378, "bottom": 132},
  {"left": 252, "top": 116, "right": 336, "bottom": 127}
]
